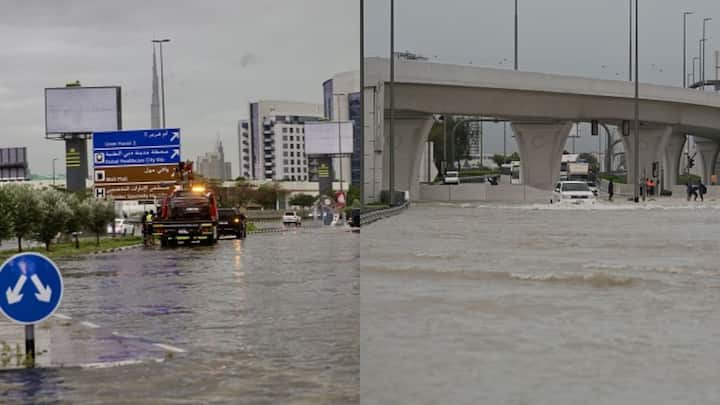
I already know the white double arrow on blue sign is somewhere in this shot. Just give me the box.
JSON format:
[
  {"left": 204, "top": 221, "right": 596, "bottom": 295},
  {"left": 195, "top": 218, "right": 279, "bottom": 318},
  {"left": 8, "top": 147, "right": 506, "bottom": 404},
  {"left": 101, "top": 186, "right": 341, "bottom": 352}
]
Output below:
[{"left": 6, "top": 274, "right": 52, "bottom": 305}]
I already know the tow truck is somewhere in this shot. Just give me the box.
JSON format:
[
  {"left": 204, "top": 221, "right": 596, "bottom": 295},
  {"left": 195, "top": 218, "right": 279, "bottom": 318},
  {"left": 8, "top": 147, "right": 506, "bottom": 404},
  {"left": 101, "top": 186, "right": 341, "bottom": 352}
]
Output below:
[{"left": 152, "top": 161, "right": 219, "bottom": 247}]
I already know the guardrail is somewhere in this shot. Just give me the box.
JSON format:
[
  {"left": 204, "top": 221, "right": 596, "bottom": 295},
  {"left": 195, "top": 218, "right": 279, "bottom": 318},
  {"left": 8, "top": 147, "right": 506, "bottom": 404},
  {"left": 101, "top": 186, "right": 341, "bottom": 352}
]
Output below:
[{"left": 360, "top": 201, "right": 410, "bottom": 226}]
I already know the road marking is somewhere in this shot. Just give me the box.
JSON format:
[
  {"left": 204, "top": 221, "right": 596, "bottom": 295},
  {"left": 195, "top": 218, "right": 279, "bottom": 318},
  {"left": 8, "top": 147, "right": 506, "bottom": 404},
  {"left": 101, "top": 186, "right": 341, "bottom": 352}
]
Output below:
[
  {"left": 111, "top": 331, "right": 139, "bottom": 339},
  {"left": 53, "top": 313, "right": 72, "bottom": 320},
  {"left": 81, "top": 321, "right": 100, "bottom": 329},
  {"left": 153, "top": 343, "right": 186, "bottom": 353},
  {"left": 80, "top": 358, "right": 163, "bottom": 369}
]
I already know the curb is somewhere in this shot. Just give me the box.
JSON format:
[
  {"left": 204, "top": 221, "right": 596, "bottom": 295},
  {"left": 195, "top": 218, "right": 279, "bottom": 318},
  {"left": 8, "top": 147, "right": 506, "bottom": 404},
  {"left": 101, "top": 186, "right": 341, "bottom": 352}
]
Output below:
[{"left": 88, "top": 243, "right": 143, "bottom": 255}]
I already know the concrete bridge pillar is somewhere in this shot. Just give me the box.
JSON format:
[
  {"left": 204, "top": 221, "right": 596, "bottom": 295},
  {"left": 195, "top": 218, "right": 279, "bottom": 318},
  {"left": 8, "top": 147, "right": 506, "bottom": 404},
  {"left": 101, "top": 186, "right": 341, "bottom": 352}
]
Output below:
[
  {"left": 511, "top": 122, "right": 573, "bottom": 190},
  {"left": 693, "top": 137, "right": 720, "bottom": 184},
  {"left": 383, "top": 115, "right": 435, "bottom": 200},
  {"left": 621, "top": 125, "right": 672, "bottom": 187},
  {"left": 662, "top": 133, "right": 686, "bottom": 189}
]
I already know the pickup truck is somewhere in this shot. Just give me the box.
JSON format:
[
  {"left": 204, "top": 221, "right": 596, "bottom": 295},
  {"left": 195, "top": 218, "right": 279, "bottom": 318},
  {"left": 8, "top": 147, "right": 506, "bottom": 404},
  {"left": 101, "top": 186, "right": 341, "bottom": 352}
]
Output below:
[{"left": 153, "top": 186, "right": 219, "bottom": 247}]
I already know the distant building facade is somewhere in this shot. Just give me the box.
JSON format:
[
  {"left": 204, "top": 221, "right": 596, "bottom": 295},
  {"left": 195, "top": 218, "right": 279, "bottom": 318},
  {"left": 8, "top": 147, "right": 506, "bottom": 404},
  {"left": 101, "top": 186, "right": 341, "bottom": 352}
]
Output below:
[
  {"left": 322, "top": 70, "right": 360, "bottom": 187},
  {"left": 0, "top": 147, "right": 31, "bottom": 181},
  {"left": 237, "top": 100, "right": 323, "bottom": 181},
  {"left": 196, "top": 138, "right": 232, "bottom": 181}
]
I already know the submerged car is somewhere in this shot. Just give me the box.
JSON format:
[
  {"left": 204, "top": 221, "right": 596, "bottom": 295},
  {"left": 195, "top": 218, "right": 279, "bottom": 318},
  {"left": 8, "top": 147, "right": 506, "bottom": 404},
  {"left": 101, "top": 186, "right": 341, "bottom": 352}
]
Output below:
[{"left": 551, "top": 181, "right": 596, "bottom": 204}]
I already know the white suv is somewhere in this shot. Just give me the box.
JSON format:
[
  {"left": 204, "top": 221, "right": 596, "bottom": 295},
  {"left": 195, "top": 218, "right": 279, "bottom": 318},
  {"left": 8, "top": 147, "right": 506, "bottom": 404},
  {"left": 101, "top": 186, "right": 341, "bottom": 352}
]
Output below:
[
  {"left": 282, "top": 211, "right": 302, "bottom": 226},
  {"left": 551, "top": 181, "right": 596, "bottom": 204}
]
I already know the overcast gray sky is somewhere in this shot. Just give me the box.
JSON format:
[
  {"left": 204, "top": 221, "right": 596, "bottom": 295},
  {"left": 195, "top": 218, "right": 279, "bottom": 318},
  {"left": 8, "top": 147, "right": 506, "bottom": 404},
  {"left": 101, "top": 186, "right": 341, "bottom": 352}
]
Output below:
[
  {"left": 366, "top": 0, "right": 720, "bottom": 155},
  {"left": 0, "top": 0, "right": 358, "bottom": 176}
]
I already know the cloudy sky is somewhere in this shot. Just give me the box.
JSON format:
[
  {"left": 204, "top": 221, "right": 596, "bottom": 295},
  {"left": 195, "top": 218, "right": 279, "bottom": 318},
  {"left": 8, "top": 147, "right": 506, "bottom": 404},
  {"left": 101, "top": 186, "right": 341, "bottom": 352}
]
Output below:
[
  {"left": 0, "top": 0, "right": 358, "bottom": 176},
  {"left": 365, "top": 0, "right": 720, "bottom": 155}
]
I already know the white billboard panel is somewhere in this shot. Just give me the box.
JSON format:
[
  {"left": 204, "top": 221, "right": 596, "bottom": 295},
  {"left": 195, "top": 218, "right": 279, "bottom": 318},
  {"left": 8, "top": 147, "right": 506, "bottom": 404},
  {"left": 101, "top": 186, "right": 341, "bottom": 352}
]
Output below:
[
  {"left": 304, "top": 121, "right": 354, "bottom": 155},
  {"left": 45, "top": 87, "right": 120, "bottom": 134}
]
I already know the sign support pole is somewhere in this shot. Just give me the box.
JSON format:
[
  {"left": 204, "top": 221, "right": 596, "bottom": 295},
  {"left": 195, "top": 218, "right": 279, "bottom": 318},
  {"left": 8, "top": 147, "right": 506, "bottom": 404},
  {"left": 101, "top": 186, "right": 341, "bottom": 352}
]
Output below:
[{"left": 25, "top": 324, "right": 35, "bottom": 367}]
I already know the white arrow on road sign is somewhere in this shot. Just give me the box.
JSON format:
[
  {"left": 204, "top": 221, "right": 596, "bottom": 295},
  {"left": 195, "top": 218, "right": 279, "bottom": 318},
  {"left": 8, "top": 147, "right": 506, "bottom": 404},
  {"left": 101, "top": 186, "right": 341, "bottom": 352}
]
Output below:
[
  {"left": 171, "top": 149, "right": 179, "bottom": 159},
  {"left": 6, "top": 274, "right": 26, "bottom": 305},
  {"left": 30, "top": 274, "right": 51, "bottom": 303},
  {"left": 170, "top": 131, "right": 179, "bottom": 142}
]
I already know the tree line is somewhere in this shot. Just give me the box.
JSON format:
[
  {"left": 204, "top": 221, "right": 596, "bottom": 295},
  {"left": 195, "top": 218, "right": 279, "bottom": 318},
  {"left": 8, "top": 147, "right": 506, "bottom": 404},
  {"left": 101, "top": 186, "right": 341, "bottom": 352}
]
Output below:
[{"left": 0, "top": 184, "right": 115, "bottom": 252}]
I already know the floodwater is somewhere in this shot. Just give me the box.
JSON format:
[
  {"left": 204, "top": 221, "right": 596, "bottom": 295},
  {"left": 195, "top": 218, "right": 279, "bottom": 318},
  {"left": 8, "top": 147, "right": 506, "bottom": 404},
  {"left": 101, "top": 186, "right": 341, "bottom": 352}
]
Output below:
[
  {"left": 361, "top": 201, "right": 720, "bottom": 404},
  {"left": 0, "top": 227, "right": 359, "bottom": 404}
]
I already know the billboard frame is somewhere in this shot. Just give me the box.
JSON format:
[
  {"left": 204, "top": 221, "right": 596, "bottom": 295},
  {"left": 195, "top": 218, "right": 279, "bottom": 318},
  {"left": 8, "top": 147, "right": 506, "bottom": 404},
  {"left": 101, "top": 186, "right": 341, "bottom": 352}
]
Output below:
[
  {"left": 304, "top": 120, "right": 354, "bottom": 156},
  {"left": 44, "top": 86, "right": 122, "bottom": 140}
]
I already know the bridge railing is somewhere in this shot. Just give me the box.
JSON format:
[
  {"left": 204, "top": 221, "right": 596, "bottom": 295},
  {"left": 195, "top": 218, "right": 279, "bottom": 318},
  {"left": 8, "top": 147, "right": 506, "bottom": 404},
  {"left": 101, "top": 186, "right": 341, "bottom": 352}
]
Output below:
[{"left": 360, "top": 201, "right": 410, "bottom": 226}]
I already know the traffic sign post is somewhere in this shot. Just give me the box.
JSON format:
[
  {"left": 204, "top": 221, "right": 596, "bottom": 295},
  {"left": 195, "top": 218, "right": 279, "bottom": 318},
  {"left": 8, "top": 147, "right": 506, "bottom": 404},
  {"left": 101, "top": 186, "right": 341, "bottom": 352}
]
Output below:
[{"left": 0, "top": 253, "right": 64, "bottom": 367}]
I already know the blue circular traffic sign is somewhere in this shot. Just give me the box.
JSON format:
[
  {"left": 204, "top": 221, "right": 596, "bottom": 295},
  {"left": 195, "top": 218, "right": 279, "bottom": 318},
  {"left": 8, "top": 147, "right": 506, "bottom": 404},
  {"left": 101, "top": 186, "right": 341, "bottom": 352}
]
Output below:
[{"left": 0, "top": 253, "right": 63, "bottom": 325}]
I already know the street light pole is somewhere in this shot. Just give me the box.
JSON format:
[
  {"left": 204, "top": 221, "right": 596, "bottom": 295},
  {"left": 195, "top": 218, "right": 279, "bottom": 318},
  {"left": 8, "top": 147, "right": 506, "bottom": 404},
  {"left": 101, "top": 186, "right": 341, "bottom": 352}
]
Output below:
[
  {"left": 360, "top": 0, "right": 364, "bottom": 208},
  {"left": 702, "top": 18, "right": 712, "bottom": 83},
  {"left": 388, "top": 0, "right": 395, "bottom": 205},
  {"left": 334, "top": 93, "right": 346, "bottom": 195},
  {"left": 692, "top": 56, "right": 699, "bottom": 84},
  {"left": 629, "top": 0, "right": 633, "bottom": 82},
  {"left": 684, "top": 12, "right": 694, "bottom": 88},
  {"left": 152, "top": 39, "right": 171, "bottom": 128},
  {"left": 514, "top": 0, "right": 518, "bottom": 70},
  {"left": 633, "top": 0, "right": 640, "bottom": 202}
]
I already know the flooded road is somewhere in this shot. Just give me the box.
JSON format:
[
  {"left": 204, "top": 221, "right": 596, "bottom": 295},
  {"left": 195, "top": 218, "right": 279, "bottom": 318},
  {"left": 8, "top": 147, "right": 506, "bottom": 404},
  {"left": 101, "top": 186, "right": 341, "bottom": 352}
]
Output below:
[
  {"left": 0, "top": 227, "right": 358, "bottom": 404},
  {"left": 361, "top": 202, "right": 720, "bottom": 404}
]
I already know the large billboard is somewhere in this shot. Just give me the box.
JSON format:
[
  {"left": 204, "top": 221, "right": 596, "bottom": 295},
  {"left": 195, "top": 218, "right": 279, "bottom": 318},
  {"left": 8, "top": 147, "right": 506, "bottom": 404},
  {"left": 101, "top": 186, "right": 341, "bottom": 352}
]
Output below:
[
  {"left": 304, "top": 121, "right": 354, "bottom": 155},
  {"left": 45, "top": 87, "right": 121, "bottom": 135}
]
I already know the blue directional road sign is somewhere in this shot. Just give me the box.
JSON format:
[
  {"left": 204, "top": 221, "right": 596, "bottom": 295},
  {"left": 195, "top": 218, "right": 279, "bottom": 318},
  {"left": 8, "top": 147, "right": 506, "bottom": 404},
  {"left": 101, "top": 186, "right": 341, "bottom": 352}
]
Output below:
[
  {"left": 93, "top": 128, "right": 181, "bottom": 149},
  {"left": 93, "top": 146, "right": 181, "bottom": 167},
  {"left": 0, "top": 253, "right": 63, "bottom": 325}
]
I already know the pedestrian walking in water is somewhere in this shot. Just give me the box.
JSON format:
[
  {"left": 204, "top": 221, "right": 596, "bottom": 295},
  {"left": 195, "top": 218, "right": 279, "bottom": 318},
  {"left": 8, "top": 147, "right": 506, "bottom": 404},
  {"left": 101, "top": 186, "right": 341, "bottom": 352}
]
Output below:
[
  {"left": 608, "top": 179, "right": 614, "bottom": 201},
  {"left": 698, "top": 180, "right": 707, "bottom": 202},
  {"left": 687, "top": 182, "right": 694, "bottom": 201},
  {"left": 141, "top": 211, "right": 149, "bottom": 246},
  {"left": 146, "top": 210, "right": 155, "bottom": 246}
]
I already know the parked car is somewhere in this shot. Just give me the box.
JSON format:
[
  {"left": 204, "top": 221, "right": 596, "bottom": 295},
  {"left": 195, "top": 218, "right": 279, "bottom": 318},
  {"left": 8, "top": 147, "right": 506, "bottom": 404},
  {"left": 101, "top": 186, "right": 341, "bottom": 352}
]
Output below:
[
  {"left": 551, "top": 181, "right": 596, "bottom": 204},
  {"left": 282, "top": 211, "right": 302, "bottom": 226},
  {"left": 443, "top": 170, "right": 460, "bottom": 185},
  {"left": 217, "top": 208, "right": 246, "bottom": 239},
  {"left": 107, "top": 218, "right": 135, "bottom": 236}
]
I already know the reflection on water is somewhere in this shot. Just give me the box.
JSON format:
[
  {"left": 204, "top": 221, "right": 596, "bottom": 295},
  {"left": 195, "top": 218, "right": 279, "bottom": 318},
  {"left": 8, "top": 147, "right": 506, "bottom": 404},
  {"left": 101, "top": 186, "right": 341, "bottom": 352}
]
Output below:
[
  {"left": 362, "top": 202, "right": 720, "bottom": 404},
  {"left": 0, "top": 228, "right": 358, "bottom": 404}
]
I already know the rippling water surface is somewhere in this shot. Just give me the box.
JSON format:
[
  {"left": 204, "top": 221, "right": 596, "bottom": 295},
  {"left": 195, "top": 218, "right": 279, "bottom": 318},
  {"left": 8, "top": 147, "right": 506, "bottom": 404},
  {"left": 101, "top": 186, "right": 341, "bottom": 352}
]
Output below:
[
  {"left": 0, "top": 228, "right": 358, "bottom": 404},
  {"left": 361, "top": 201, "right": 720, "bottom": 404}
]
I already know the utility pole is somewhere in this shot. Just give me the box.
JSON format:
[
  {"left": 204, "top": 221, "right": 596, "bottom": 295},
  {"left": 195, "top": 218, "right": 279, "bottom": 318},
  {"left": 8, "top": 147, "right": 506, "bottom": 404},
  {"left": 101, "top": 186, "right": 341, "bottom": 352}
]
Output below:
[
  {"left": 388, "top": 0, "right": 395, "bottom": 205},
  {"left": 359, "top": 0, "right": 364, "bottom": 208},
  {"left": 514, "top": 0, "right": 518, "bottom": 70},
  {"left": 633, "top": 0, "right": 640, "bottom": 202}
]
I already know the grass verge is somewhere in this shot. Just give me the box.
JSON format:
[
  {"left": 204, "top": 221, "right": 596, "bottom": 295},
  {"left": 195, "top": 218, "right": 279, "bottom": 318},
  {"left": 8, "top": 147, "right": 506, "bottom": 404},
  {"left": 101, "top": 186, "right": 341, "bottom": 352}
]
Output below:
[{"left": 0, "top": 236, "right": 142, "bottom": 262}]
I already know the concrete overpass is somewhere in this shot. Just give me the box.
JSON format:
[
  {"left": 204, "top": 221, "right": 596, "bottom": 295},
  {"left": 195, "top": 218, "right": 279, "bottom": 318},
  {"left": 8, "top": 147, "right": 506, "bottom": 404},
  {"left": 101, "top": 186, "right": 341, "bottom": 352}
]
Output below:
[{"left": 363, "top": 57, "right": 720, "bottom": 202}]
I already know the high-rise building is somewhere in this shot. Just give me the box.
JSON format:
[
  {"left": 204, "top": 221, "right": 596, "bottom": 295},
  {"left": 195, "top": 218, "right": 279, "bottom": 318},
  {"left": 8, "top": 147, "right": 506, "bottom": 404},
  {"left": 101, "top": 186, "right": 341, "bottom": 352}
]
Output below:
[
  {"left": 237, "top": 101, "right": 323, "bottom": 181},
  {"left": 322, "top": 70, "right": 360, "bottom": 187},
  {"left": 196, "top": 137, "right": 232, "bottom": 180},
  {"left": 150, "top": 46, "right": 161, "bottom": 129}
]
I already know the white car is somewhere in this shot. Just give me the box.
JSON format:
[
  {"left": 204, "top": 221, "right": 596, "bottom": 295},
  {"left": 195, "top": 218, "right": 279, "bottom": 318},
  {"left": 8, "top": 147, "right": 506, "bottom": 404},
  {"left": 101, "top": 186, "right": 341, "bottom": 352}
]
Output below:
[
  {"left": 282, "top": 211, "right": 302, "bottom": 226},
  {"left": 443, "top": 171, "right": 460, "bottom": 185},
  {"left": 551, "top": 181, "right": 596, "bottom": 204},
  {"left": 107, "top": 218, "right": 135, "bottom": 236}
]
